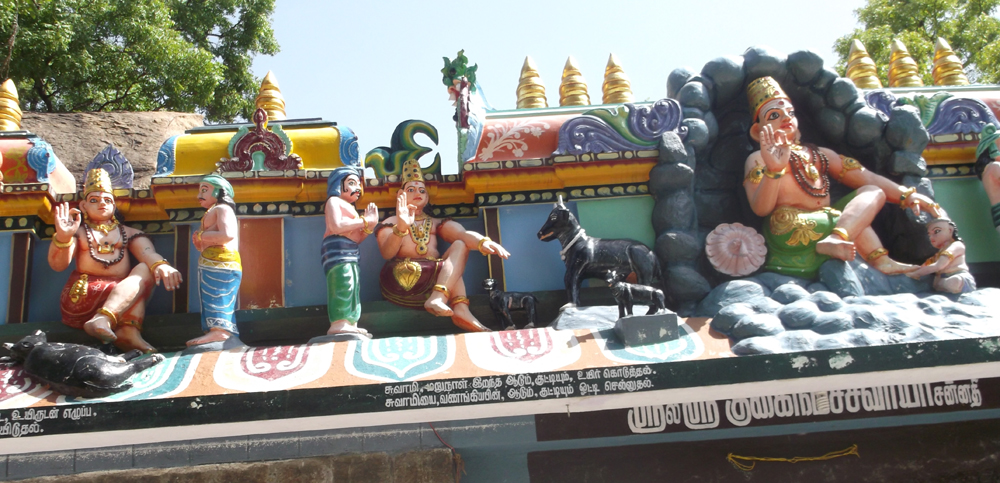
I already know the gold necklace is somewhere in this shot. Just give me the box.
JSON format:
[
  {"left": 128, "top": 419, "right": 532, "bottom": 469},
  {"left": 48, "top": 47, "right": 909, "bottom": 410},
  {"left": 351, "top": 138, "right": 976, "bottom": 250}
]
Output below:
[
  {"left": 85, "top": 217, "right": 119, "bottom": 236},
  {"left": 410, "top": 217, "right": 432, "bottom": 255}
]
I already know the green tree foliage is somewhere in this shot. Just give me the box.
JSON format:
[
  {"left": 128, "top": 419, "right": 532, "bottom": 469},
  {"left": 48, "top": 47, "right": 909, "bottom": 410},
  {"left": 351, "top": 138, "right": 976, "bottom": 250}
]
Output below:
[
  {"left": 0, "top": 0, "right": 278, "bottom": 123},
  {"left": 834, "top": 0, "right": 1000, "bottom": 85}
]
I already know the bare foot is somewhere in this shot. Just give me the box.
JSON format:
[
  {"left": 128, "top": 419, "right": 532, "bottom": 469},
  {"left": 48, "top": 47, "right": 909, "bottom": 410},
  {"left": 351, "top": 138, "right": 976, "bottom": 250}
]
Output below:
[
  {"left": 114, "top": 324, "right": 156, "bottom": 354},
  {"left": 870, "top": 255, "right": 918, "bottom": 275},
  {"left": 186, "top": 328, "right": 233, "bottom": 347},
  {"left": 816, "top": 236, "right": 856, "bottom": 261},
  {"left": 424, "top": 291, "right": 454, "bottom": 317},
  {"left": 83, "top": 315, "right": 117, "bottom": 343},
  {"left": 327, "top": 320, "right": 372, "bottom": 338},
  {"left": 451, "top": 304, "right": 490, "bottom": 332}
]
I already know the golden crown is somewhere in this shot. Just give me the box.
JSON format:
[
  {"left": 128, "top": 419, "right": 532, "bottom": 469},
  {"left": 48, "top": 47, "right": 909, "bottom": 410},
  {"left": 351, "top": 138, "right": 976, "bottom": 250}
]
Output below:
[
  {"left": 84, "top": 168, "right": 114, "bottom": 195},
  {"left": 747, "top": 76, "right": 790, "bottom": 121},
  {"left": 400, "top": 157, "right": 425, "bottom": 185}
]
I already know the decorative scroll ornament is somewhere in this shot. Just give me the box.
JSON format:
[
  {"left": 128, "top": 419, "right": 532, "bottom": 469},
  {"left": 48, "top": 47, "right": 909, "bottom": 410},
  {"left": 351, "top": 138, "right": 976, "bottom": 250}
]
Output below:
[
  {"left": 866, "top": 90, "right": 1000, "bottom": 136},
  {"left": 25, "top": 137, "right": 58, "bottom": 183},
  {"left": 479, "top": 118, "right": 550, "bottom": 161},
  {"left": 845, "top": 40, "right": 882, "bottom": 89},
  {"left": 516, "top": 56, "right": 548, "bottom": 109},
  {"left": 553, "top": 98, "right": 685, "bottom": 155},
  {"left": 0, "top": 79, "right": 22, "bottom": 131},
  {"left": 602, "top": 53, "right": 634, "bottom": 104},
  {"left": 255, "top": 71, "right": 286, "bottom": 121},
  {"left": 364, "top": 120, "right": 442, "bottom": 178},
  {"left": 888, "top": 39, "right": 924, "bottom": 87},
  {"left": 216, "top": 108, "right": 302, "bottom": 172},
  {"left": 705, "top": 223, "right": 767, "bottom": 277},
  {"left": 932, "top": 38, "right": 970, "bottom": 86},
  {"left": 154, "top": 135, "right": 179, "bottom": 177},
  {"left": 85, "top": 144, "right": 134, "bottom": 190},
  {"left": 559, "top": 56, "right": 590, "bottom": 106}
]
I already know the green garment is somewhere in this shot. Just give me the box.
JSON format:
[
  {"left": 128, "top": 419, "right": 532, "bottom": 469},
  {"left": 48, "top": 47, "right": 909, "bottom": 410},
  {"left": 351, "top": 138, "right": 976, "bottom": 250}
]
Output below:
[
  {"left": 326, "top": 262, "right": 361, "bottom": 325},
  {"left": 762, "top": 192, "right": 857, "bottom": 280},
  {"left": 992, "top": 202, "right": 1000, "bottom": 228}
]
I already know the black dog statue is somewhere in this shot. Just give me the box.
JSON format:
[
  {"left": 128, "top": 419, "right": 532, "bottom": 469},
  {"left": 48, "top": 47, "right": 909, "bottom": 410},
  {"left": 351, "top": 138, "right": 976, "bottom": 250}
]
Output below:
[
  {"left": 483, "top": 278, "right": 538, "bottom": 330},
  {"left": 0, "top": 330, "right": 164, "bottom": 398},
  {"left": 537, "top": 196, "right": 662, "bottom": 307},
  {"left": 605, "top": 270, "right": 667, "bottom": 319}
]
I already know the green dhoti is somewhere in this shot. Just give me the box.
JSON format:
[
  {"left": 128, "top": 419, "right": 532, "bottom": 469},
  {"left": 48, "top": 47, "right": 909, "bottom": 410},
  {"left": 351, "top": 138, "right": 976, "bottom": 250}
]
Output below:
[
  {"left": 763, "top": 207, "right": 839, "bottom": 280},
  {"left": 326, "top": 262, "right": 361, "bottom": 324}
]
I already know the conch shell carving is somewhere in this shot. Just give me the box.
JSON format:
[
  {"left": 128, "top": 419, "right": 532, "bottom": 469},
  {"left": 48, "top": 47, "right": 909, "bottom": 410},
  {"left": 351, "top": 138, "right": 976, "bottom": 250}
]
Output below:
[
  {"left": 393, "top": 258, "right": 422, "bottom": 291},
  {"left": 705, "top": 223, "right": 767, "bottom": 277}
]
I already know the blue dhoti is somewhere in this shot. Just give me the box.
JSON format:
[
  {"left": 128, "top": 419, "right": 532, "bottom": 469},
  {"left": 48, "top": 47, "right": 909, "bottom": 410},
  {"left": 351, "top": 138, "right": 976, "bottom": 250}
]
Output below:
[{"left": 198, "top": 246, "right": 242, "bottom": 334}]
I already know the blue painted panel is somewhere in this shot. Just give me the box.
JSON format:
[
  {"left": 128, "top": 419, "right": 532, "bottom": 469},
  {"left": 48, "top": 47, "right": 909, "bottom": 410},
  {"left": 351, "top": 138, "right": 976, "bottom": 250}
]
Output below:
[
  {"left": 187, "top": 227, "right": 201, "bottom": 314},
  {"left": 27, "top": 239, "right": 71, "bottom": 323},
  {"left": 284, "top": 216, "right": 328, "bottom": 307},
  {"left": 498, "top": 202, "right": 578, "bottom": 293},
  {"left": 449, "top": 217, "right": 489, "bottom": 297},
  {"left": 0, "top": 232, "right": 11, "bottom": 323},
  {"left": 27, "top": 234, "right": 176, "bottom": 322}
]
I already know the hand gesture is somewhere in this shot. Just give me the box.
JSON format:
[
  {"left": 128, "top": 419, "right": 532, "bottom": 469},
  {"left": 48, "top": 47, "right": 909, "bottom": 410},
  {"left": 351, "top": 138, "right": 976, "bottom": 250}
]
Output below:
[
  {"left": 480, "top": 239, "right": 511, "bottom": 259},
  {"left": 396, "top": 192, "right": 416, "bottom": 230},
  {"left": 192, "top": 230, "right": 204, "bottom": 252},
  {"left": 904, "top": 193, "right": 942, "bottom": 218},
  {"left": 154, "top": 263, "right": 183, "bottom": 291},
  {"left": 364, "top": 202, "right": 378, "bottom": 227},
  {"left": 759, "top": 124, "right": 791, "bottom": 172},
  {"left": 54, "top": 202, "right": 81, "bottom": 241}
]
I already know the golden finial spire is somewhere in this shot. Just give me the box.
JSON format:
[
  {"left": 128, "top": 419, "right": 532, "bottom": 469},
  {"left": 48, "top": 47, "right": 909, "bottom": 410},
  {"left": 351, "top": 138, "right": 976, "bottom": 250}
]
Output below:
[
  {"left": 602, "top": 53, "right": 634, "bottom": 104},
  {"left": 516, "top": 56, "right": 548, "bottom": 109},
  {"left": 255, "top": 71, "right": 286, "bottom": 121},
  {"left": 932, "top": 38, "right": 970, "bottom": 86},
  {"left": 888, "top": 39, "right": 924, "bottom": 87},
  {"left": 0, "top": 79, "right": 23, "bottom": 131},
  {"left": 845, "top": 40, "right": 883, "bottom": 89},
  {"left": 559, "top": 56, "right": 590, "bottom": 106}
]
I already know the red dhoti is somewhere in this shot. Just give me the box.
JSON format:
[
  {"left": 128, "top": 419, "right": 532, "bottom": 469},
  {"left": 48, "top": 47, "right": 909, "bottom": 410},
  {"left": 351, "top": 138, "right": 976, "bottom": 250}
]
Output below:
[
  {"left": 379, "top": 258, "right": 444, "bottom": 309},
  {"left": 59, "top": 270, "right": 149, "bottom": 329}
]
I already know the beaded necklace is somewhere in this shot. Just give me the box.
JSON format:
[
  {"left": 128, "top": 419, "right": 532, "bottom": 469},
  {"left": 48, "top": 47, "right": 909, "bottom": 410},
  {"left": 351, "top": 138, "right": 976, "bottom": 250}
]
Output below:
[
  {"left": 410, "top": 216, "right": 432, "bottom": 256},
  {"left": 84, "top": 223, "right": 128, "bottom": 267},
  {"left": 789, "top": 145, "right": 830, "bottom": 198}
]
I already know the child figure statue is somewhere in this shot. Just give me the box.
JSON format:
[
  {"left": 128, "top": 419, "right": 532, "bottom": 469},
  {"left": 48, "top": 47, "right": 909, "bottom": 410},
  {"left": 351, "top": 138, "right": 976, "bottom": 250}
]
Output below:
[
  {"left": 189, "top": 174, "right": 242, "bottom": 347},
  {"left": 906, "top": 212, "right": 977, "bottom": 294},
  {"left": 321, "top": 165, "right": 378, "bottom": 340}
]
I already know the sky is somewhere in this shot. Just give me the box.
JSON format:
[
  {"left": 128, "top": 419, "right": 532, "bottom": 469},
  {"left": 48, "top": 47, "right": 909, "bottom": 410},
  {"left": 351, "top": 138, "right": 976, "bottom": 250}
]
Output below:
[{"left": 250, "top": 0, "right": 868, "bottom": 175}]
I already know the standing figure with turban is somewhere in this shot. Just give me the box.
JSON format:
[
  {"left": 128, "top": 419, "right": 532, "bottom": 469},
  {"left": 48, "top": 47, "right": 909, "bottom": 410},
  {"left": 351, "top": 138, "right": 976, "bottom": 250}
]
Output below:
[{"left": 189, "top": 174, "right": 242, "bottom": 347}]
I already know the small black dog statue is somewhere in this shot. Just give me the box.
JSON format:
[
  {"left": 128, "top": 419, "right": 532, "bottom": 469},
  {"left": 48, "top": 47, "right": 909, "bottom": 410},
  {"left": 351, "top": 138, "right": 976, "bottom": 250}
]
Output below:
[
  {"left": 483, "top": 278, "right": 538, "bottom": 330},
  {"left": 0, "top": 330, "right": 164, "bottom": 398},
  {"left": 605, "top": 270, "right": 667, "bottom": 319},
  {"left": 537, "top": 196, "right": 662, "bottom": 306}
]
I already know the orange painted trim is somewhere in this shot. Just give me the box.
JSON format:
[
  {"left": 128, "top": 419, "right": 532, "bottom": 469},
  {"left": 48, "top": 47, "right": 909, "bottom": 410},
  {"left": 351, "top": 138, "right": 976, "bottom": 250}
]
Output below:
[{"left": 923, "top": 143, "right": 976, "bottom": 165}]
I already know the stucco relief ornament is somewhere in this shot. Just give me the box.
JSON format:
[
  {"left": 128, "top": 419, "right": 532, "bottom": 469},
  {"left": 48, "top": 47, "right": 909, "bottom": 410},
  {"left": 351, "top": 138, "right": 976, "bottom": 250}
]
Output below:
[
  {"left": 705, "top": 223, "right": 767, "bottom": 277},
  {"left": 479, "top": 119, "right": 550, "bottom": 161}
]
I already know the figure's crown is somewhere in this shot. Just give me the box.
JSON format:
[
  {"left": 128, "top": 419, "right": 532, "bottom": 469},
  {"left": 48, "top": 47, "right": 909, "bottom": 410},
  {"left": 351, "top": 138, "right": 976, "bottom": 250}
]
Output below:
[
  {"left": 84, "top": 168, "right": 114, "bottom": 195},
  {"left": 747, "top": 76, "right": 790, "bottom": 121},
  {"left": 400, "top": 158, "right": 425, "bottom": 185}
]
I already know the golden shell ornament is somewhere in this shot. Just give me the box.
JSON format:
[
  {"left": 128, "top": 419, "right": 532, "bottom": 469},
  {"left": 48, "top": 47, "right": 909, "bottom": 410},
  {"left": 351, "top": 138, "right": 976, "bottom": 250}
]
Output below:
[{"left": 705, "top": 223, "right": 767, "bottom": 277}]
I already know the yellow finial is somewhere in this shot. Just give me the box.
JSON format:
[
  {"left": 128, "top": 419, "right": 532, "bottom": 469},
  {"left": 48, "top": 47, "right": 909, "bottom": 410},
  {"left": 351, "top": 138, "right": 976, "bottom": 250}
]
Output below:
[
  {"left": 0, "top": 79, "right": 23, "bottom": 131},
  {"left": 255, "top": 71, "right": 286, "bottom": 121},
  {"left": 845, "top": 40, "right": 883, "bottom": 89},
  {"left": 559, "top": 56, "right": 590, "bottom": 106},
  {"left": 602, "top": 53, "right": 634, "bottom": 104},
  {"left": 516, "top": 56, "right": 548, "bottom": 109},
  {"left": 932, "top": 38, "right": 970, "bottom": 86},
  {"left": 888, "top": 39, "right": 924, "bottom": 87}
]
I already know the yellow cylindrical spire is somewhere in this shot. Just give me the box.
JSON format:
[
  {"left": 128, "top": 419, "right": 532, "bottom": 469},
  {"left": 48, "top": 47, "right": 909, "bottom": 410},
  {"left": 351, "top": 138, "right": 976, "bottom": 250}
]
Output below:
[
  {"left": 255, "top": 71, "right": 286, "bottom": 121},
  {"left": 932, "top": 37, "right": 970, "bottom": 86},
  {"left": 602, "top": 53, "right": 634, "bottom": 104},
  {"left": 845, "top": 40, "right": 883, "bottom": 89},
  {"left": 0, "top": 79, "right": 23, "bottom": 131},
  {"left": 559, "top": 56, "right": 590, "bottom": 106},
  {"left": 516, "top": 56, "right": 548, "bottom": 109},
  {"left": 888, "top": 39, "right": 924, "bottom": 87}
]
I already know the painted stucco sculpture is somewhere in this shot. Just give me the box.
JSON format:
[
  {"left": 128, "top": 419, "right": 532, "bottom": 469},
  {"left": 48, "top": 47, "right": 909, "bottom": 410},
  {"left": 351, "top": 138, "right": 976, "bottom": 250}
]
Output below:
[
  {"left": 189, "top": 174, "right": 243, "bottom": 348},
  {"left": 376, "top": 158, "right": 509, "bottom": 332},
  {"left": 49, "top": 168, "right": 182, "bottom": 353},
  {"left": 0, "top": 330, "right": 164, "bottom": 398},
  {"left": 907, "top": 212, "right": 975, "bottom": 294},
  {"left": 975, "top": 123, "right": 1000, "bottom": 234},
  {"left": 483, "top": 278, "right": 537, "bottom": 330},
  {"left": 743, "top": 76, "right": 941, "bottom": 279},
  {"left": 322, "top": 165, "right": 378, "bottom": 340},
  {"left": 705, "top": 223, "right": 766, "bottom": 277}
]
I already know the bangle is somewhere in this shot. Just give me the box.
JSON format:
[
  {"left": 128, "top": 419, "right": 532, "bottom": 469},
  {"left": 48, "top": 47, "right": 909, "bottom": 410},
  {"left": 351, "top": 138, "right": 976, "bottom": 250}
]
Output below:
[
  {"left": 52, "top": 236, "right": 74, "bottom": 248},
  {"left": 866, "top": 248, "right": 888, "bottom": 262},
  {"left": 763, "top": 167, "right": 787, "bottom": 179},
  {"left": 194, "top": 230, "right": 203, "bottom": 244},
  {"left": 148, "top": 259, "right": 170, "bottom": 273},
  {"left": 432, "top": 284, "right": 451, "bottom": 299},
  {"left": 477, "top": 236, "right": 492, "bottom": 255},
  {"left": 96, "top": 307, "right": 119, "bottom": 330},
  {"left": 361, "top": 218, "right": 374, "bottom": 235},
  {"left": 392, "top": 224, "right": 409, "bottom": 237},
  {"left": 831, "top": 228, "right": 849, "bottom": 241},
  {"left": 898, "top": 187, "right": 916, "bottom": 204}
]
